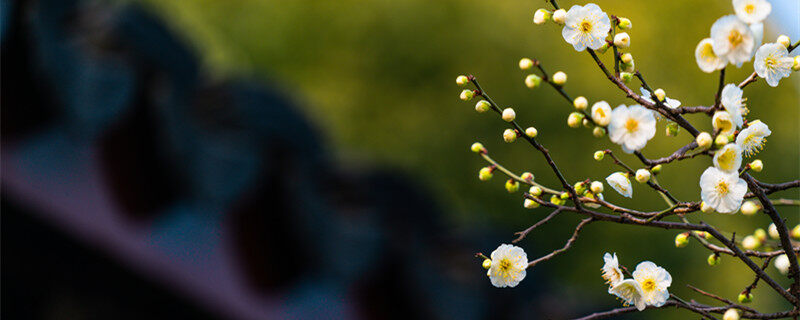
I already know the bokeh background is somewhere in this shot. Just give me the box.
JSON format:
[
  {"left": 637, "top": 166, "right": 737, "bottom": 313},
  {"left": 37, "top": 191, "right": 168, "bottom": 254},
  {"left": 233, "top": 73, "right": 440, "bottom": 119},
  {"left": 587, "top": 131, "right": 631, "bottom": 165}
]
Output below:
[{"left": 2, "top": 0, "right": 799, "bottom": 319}]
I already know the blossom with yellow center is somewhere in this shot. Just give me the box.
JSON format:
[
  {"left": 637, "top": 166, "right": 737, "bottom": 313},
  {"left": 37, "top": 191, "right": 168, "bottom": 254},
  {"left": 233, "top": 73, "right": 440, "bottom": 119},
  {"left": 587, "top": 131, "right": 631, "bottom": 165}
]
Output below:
[
  {"left": 632, "top": 261, "right": 672, "bottom": 307},
  {"left": 608, "top": 104, "right": 656, "bottom": 153},
  {"left": 601, "top": 252, "right": 624, "bottom": 287},
  {"left": 712, "top": 111, "right": 736, "bottom": 136},
  {"left": 754, "top": 43, "right": 794, "bottom": 87},
  {"left": 711, "top": 15, "right": 755, "bottom": 67},
  {"left": 591, "top": 101, "right": 612, "bottom": 126},
  {"left": 733, "top": 0, "right": 771, "bottom": 24},
  {"left": 695, "top": 38, "right": 728, "bottom": 73},
  {"left": 720, "top": 84, "right": 746, "bottom": 128},
  {"left": 735, "top": 120, "right": 771, "bottom": 157},
  {"left": 700, "top": 167, "right": 747, "bottom": 213},
  {"left": 487, "top": 244, "right": 528, "bottom": 288},
  {"left": 713, "top": 143, "right": 743, "bottom": 173},
  {"left": 609, "top": 279, "right": 646, "bottom": 311},
  {"left": 561, "top": 3, "right": 611, "bottom": 51}
]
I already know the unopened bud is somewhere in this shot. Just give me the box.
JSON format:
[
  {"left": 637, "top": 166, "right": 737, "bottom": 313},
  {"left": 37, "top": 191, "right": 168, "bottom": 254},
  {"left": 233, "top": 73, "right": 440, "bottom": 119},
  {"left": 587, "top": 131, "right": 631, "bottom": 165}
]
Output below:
[
  {"left": 741, "top": 235, "right": 760, "bottom": 250},
  {"left": 456, "top": 75, "right": 469, "bottom": 86},
  {"left": 525, "top": 74, "right": 542, "bottom": 89},
  {"left": 754, "top": 228, "right": 767, "bottom": 242},
  {"left": 593, "top": 127, "right": 606, "bottom": 137},
  {"left": 738, "top": 292, "right": 753, "bottom": 304},
  {"left": 590, "top": 181, "right": 604, "bottom": 194},
  {"left": 502, "top": 108, "right": 516, "bottom": 122},
  {"left": 573, "top": 96, "right": 588, "bottom": 110},
  {"left": 552, "top": 71, "right": 567, "bottom": 85},
  {"left": 714, "top": 134, "right": 729, "bottom": 148},
  {"left": 794, "top": 56, "right": 800, "bottom": 71},
  {"left": 792, "top": 225, "right": 800, "bottom": 239},
  {"left": 482, "top": 259, "right": 492, "bottom": 269},
  {"left": 675, "top": 233, "right": 689, "bottom": 248},
  {"left": 533, "top": 9, "right": 552, "bottom": 25},
  {"left": 470, "top": 142, "right": 485, "bottom": 153},
  {"left": 520, "top": 172, "right": 534, "bottom": 181},
  {"left": 567, "top": 112, "right": 584, "bottom": 128},
  {"left": 479, "top": 167, "right": 494, "bottom": 181},
  {"left": 560, "top": 192, "right": 569, "bottom": 200},
  {"left": 460, "top": 89, "right": 474, "bottom": 101},
  {"left": 653, "top": 88, "right": 666, "bottom": 102},
  {"left": 523, "top": 198, "right": 540, "bottom": 209},
  {"left": 574, "top": 182, "right": 587, "bottom": 195},
  {"left": 635, "top": 169, "right": 651, "bottom": 183},
  {"left": 475, "top": 100, "right": 491, "bottom": 113},
  {"left": 696, "top": 132, "right": 713, "bottom": 149},
  {"left": 707, "top": 254, "right": 720, "bottom": 266},
  {"left": 553, "top": 9, "right": 567, "bottom": 25},
  {"left": 503, "top": 128, "right": 517, "bottom": 143},
  {"left": 550, "top": 194, "right": 564, "bottom": 205},
  {"left": 529, "top": 186, "right": 543, "bottom": 197},
  {"left": 620, "top": 53, "right": 633, "bottom": 64},
  {"left": 651, "top": 164, "right": 662, "bottom": 174},
  {"left": 622, "top": 60, "right": 635, "bottom": 73},
  {"left": 749, "top": 159, "right": 763, "bottom": 172},
  {"left": 700, "top": 201, "right": 714, "bottom": 213},
  {"left": 519, "top": 58, "right": 534, "bottom": 70},
  {"left": 525, "top": 127, "right": 538, "bottom": 138},
  {"left": 723, "top": 308, "right": 740, "bottom": 320},
  {"left": 740, "top": 200, "right": 759, "bottom": 215},
  {"left": 613, "top": 32, "right": 630, "bottom": 48},
  {"left": 596, "top": 42, "right": 611, "bottom": 54},
  {"left": 593, "top": 150, "right": 605, "bottom": 161},
  {"left": 777, "top": 35, "right": 791, "bottom": 48},
  {"left": 506, "top": 179, "right": 520, "bottom": 193},
  {"left": 666, "top": 122, "right": 679, "bottom": 136},
  {"left": 768, "top": 223, "right": 780, "bottom": 239},
  {"left": 620, "top": 72, "right": 633, "bottom": 83},
  {"left": 617, "top": 17, "right": 632, "bottom": 30}
]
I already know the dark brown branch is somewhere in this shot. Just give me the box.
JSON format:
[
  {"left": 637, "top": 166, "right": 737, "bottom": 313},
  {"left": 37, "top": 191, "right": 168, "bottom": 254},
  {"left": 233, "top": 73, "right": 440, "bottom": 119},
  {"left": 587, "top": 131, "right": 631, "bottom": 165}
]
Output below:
[
  {"left": 742, "top": 256, "right": 774, "bottom": 296},
  {"left": 633, "top": 141, "right": 704, "bottom": 167},
  {"left": 528, "top": 218, "right": 592, "bottom": 267},
  {"left": 512, "top": 209, "right": 562, "bottom": 243}
]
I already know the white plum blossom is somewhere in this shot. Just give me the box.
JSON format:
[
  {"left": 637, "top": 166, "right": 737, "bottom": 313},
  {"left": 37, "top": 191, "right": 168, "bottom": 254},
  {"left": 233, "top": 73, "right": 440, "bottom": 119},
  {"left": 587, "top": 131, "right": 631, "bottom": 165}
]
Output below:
[
  {"left": 632, "top": 261, "right": 672, "bottom": 308},
  {"left": 608, "top": 104, "right": 657, "bottom": 153},
  {"left": 720, "top": 84, "right": 746, "bottom": 128},
  {"left": 695, "top": 38, "right": 727, "bottom": 73},
  {"left": 606, "top": 172, "right": 633, "bottom": 198},
  {"left": 609, "top": 279, "right": 647, "bottom": 311},
  {"left": 735, "top": 120, "right": 771, "bottom": 156},
  {"left": 754, "top": 43, "right": 794, "bottom": 87},
  {"left": 602, "top": 252, "right": 624, "bottom": 287},
  {"left": 713, "top": 143, "right": 743, "bottom": 173},
  {"left": 733, "top": 0, "right": 771, "bottom": 24},
  {"left": 591, "top": 101, "right": 612, "bottom": 126},
  {"left": 562, "top": 3, "right": 611, "bottom": 51},
  {"left": 700, "top": 167, "right": 748, "bottom": 214},
  {"left": 710, "top": 15, "right": 755, "bottom": 67},
  {"left": 487, "top": 244, "right": 528, "bottom": 288},
  {"left": 712, "top": 111, "right": 736, "bottom": 136}
]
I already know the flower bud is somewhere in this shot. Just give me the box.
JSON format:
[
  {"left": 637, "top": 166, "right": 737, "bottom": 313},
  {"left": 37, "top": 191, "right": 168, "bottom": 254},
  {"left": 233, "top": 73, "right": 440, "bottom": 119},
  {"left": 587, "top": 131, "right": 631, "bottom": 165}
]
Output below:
[
  {"left": 567, "top": 112, "right": 584, "bottom": 128},
  {"left": 550, "top": 194, "right": 564, "bottom": 205},
  {"left": 775, "top": 254, "right": 791, "bottom": 275},
  {"left": 533, "top": 9, "right": 552, "bottom": 25},
  {"left": 456, "top": 75, "right": 469, "bottom": 86},
  {"left": 738, "top": 292, "right": 753, "bottom": 304},
  {"left": 675, "top": 233, "right": 689, "bottom": 248},
  {"left": 520, "top": 172, "right": 534, "bottom": 181},
  {"left": 707, "top": 254, "right": 720, "bottom": 266},
  {"left": 635, "top": 169, "right": 651, "bottom": 183},
  {"left": 479, "top": 167, "right": 493, "bottom": 181},
  {"left": 613, "top": 32, "right": 630, "bottom": 48},
  {"left": 777, "top": 35, "right": 791, "bottom": 48},
  {"left": 590, "top": 181, "right": 604, "bottom": 194},
  {"left": 523, "top": 198, "right": 540, "bottom": 209},
  {"left": 754, "top": 228, "right": 767, "bottom": 242},
  {"left": 552, "top": 71, "right": 567, "bottom": 85},
  {"left": 794, "top": 56, "right": 800, "bottom": 71},
  {"left": 700, "top": 201, "right": 714, "bottom": 213},
  {"left": 470, "top": 142, "right": 485, "bottom": 153},
  {"left": 749, "top": 159, "right": 763, "bottom": 172},
  {"left": 768, "top": 223, "right": 780, "bottom": 239},
  {"left": 696, "top": 132, "right": 713, "bottom": 149},
  {"left": 529, "top": 186, "right": 543, "bottom": 197},
  {"left": 574, "top": 182, "right": 587, "bottom": 195},
  {"left": 596, "top": 42, "right": 611, "bottom": 54},
  {"left": 622, "top": 60, "right": 635, "bottom": 73},
  {"left": 502, "top": 108, "right": 516, "bottom": 122},
  {"left": 506, "top": 179, "right": 520, "bottom": 193},
  {"left": 740, "top": 200, "right": 759, "bottom": 215},
  {"left": 665, "top": 122, "right": 679, "bottom": 136},
  {"left": 617, "top": 17, "right": 632, "bottom": 30},
  {"left": 714, "top": 134, "right": 729, "bottom": 148},
  {"left": 560, "top": 192, "right": 569, "bottom": 200},
  {"left": 694, "top": 231, "right": 712, "bottom": 240},
  {"left": 482, "top": 258, "right": 492, "bottom": 269},
  {"left": 620, "top": 53, "right": 633, "bottom": 64},
  {"left": 525, "top": 127, "right": 538, "bottom": 138},
  {"left": 741, "top": 235, "right": 760, "bottom": 250},
  {"left": 519, "top": 58, "right": 534, "bottom": 70},
  {"left": 723, "top": 308, "right": 740, "bottom": 320},
  {"left": 651, "top": 165, "right": 662, "bottom": 174},
  {"left": 503, "top": 128, "right": 517, "bottom": 143},
  {"left": 592, "top": 127, "right": 606, "bottom": 137},
  {"left": 652, "top": 89, "right": 665, "bottom": 102},
  {"left": 525, "top": 74, "right": 542, "bottom": 89},
  {"left": 573, "top": 96, "right": 588, "bottom": 110},
  {"left": 475, "top": 100, "right": 491, "bottom": 113},
  {"left": 792, "top": 225, "right": 800, "bottom": 239},
  {"left": 552, "top": 9, "right": 567, "bottom": 25},
  {"left": 620, "top": 72, "right": 633, "bottom": 83},
  {"left": 460, "top": 89, "right": 474, "bottom": 101},
  {"left": 593, "top": 150, "right": 605, "bottom": 161}
]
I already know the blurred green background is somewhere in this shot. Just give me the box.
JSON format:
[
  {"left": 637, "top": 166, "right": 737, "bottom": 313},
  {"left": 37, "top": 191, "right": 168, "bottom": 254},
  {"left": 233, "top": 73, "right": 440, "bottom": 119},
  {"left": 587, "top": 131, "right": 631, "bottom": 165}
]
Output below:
[{"left": 138, "top": 0, "right": 799, "bottom": 317}]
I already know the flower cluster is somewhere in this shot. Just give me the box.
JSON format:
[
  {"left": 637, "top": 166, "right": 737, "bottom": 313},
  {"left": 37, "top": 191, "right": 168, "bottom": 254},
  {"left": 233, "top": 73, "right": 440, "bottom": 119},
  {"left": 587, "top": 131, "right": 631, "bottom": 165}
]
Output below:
[{"left": 602, "top": 253, "right": 672, "bottom": 311}]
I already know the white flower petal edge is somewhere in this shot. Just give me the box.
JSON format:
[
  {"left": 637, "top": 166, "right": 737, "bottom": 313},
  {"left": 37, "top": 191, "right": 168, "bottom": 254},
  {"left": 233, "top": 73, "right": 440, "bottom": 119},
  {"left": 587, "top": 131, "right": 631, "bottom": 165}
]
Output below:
[
  {"left": 700, "top": 167, "right": 748, "bottom": 214},
  {"left": 710, "top": 15, "right": 755, "bottom": 67},
  {"left": 733, "top": 0, "right": 771, "bottom": 24},
  {"left": 608, "top": 104, "right": 656, "bottom": 153},
  {"left": 606, "top": 172, "right": 633, "bottom": 198},
  {"left": 735, "top": 120, "right": 771, "bottom": 157},
  {"left": 754, "top": 43, "right": 794, "bottom": 87},
  {"left": 562, "top": 3, "right": 611, "bottom": 51},
  {"left": 720, "top": 84, "right": 745, "bottom": 128},
  {"left": 609, "top": 279, "right": 647, "bottom": 311},
  {"left": 602, "top": 252, "right": 624, "bottom": 287},
  {"left": 750, "top": 22, "right": 763, "bottom": 53},
  {"left": 695, "top": 38, "right": 727, "bottom": 73},
  {"left": 487, "top": 244, "right": 528, "bottom": 288},
  {"left": 632, "top": 261, "right": 672, "bottom": 308},
  {"left": 713, "top": 143, "right": 743, "bottom": 173}
]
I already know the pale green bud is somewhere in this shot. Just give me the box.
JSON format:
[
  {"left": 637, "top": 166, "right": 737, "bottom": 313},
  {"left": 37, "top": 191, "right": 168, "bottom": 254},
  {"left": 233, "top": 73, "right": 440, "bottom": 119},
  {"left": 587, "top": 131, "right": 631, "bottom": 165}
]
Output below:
[
  {"left": 651, "top": 164, "right": 662, "bottom": 174},
  {"left": 741, "top": 235, "right": 760, "bottom": 250},
  {"left": 620, "top": 72, "right": 634, "bottom": 83},
  {"left": 593, "top": 150, "right": 605, "bottom": 161},
  {"left": 707, "top": 254, "right": 720, "bottom": 266},
  {"left": 503, "top": 128, "right": 517, "bottom": 143},
  {"left": 675, "top": 233, "right": 689, "bottom": 248},
  {"left": 714, "top": 134, "right": 729, "bottom": 148},
  {"left": 520, "top": 172, "right": 534, "bottom": 181},
  {"left": 460, "top": 89, "right": 474, "bottom": 101},
  {"left": 559, "top": 192, "right": 569, "bottom": 200},
  {"left": 470, "top": 142, "right": 485, "bottom": 153},
  {"left": 482, "top": 259, "right": 492, "bottom": 269},
  {"left": 533, "top": 9, "right": 552, "bottom": 25},
  {"left": 740, "top": 201, "right": 759, "bottom": 215},
  {"left": 666, "top": 122, "right": 679, "bottom": 136},
  {"left": 792, "top": 225, "right": 800, "bottom": 239},
  {"left": 479, "top": 167, "right": 493, "bottom": 181},
  {"left": 525, "top": 127, "right": 538, "bottom": 138},
  {"left": 525, "top": 74, "right": 542, "bottom": 89},
  {"left": 749, "top": 160, "right": 763, "bottom": 172},
  {"left": 505, "top": 179, "right": 520, "bottom": 193},
  {"left": 567, "top": 112, "right": 584, "bottom": 128},
  {"left": 738, "top": 292, "right": 753, "bottom": 304},
  {"left": 620, "top": 53, "right": 633, "bottom": 64},
  {"left": 456, "top": 75, "right": 469, "bottom": 86},
  {"left": 523, "top": 198, "right": 540, "bottom": 209},
  {"left": 617, "top": 17, "right": 632, "bottom": 30},
  {"left": 574, "top": 182, "right": 586, "bottom": 195},
  {"left": 590, "top": 181, "right": 603, "bottom": 194},
  {"left": 529, "top": 186, "right": 543, "bottom": 197},
  {"left": 519, "top": 58, "right": 534, "bottom": 70},
  {"left": 475, "top": 100, "right": 491, "bottom": 113},
  {"left": 592, "top": 127, "right": 606, "bottom": 137},
  {"left": 754, "top": 228, "right": 767, "bottom": 242}
]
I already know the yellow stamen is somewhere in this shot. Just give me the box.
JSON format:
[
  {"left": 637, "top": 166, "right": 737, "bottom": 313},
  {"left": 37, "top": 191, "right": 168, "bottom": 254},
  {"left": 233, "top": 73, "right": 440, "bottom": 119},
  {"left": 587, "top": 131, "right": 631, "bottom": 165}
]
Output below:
[
  {"left": 716, "top": 181, "right": 729, "bottom": 195},
  {"left": 580, "top": 20, "right": 593, "bottom": 33},
  {"left": 728, "top": 30, "right": 743, "bottom": 47},
  {"left": 625, "top": 118, "right": 639, "bottom": 132}
]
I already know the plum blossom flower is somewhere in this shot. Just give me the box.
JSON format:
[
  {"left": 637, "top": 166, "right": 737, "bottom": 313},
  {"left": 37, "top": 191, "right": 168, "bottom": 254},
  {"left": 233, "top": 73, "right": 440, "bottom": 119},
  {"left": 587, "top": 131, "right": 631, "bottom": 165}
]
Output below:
[
  {"left": 712, "top": 111, "right": 736, "bottom": 136},
  {"left": 606, "top": 172, "right": 633, "bottom": 198},
  {"left": 602, "top": 252, "right": 624, "bottom": 287},
  {"left": 711, "top": 15, "right": 755, "bottom": 67},
  {"left": 609, "top": 279, "right": 647, "bottom": 311},
  {"left": 695, "top": 38, "right": 727, "bottom": 73},
  {"left": 720, "top": 84, "right": 746, "bottom": 128},
  {"left": 700, "top": 167, "right": 748, "bottom": 213},
  {"left": 713, "top": 143, "right": 743, "bottom": 173},
  {"left": 632, "top": 261, "right": 672, "bottom": 307},
  {"left": 754, "top": 43, "right": 794, "bottom": 87},
  {"left": 735, "top": 120, "right": 771, "bottom": 156},
  {"left": 608, "top": 104, "right": 657, "bottom": 153},
  {"left": 733, "top": 0, "right": 771, "bottom": 24},
  {"left": 487, "top": 244, "right": 528, "bottom": 288},
  {"left": 591, "top": 101, "right": 612, "bottom": 126},
  {"left": 561, "top": 3, "right": 611, "bottom": 51}
]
